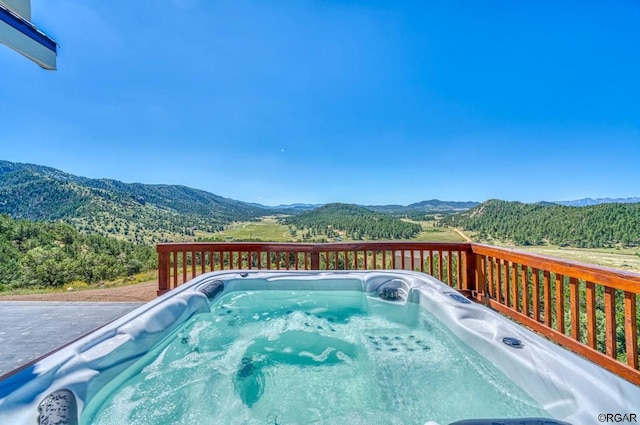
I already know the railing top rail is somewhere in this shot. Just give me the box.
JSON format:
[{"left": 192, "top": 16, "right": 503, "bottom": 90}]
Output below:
[
  {"left": 157, "top": 242, "right": 317, "bottom": 253},
  {"left": 157, "top": 241, "right": 472, "bottom": 253},
  {"left": 309, "top": 242, "right": 471, "bottom": 251},
  {"left": 471, "top": 243, "right": 640, "bottom": 292}
]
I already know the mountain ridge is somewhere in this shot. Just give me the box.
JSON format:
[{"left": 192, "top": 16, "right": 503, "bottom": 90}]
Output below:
[
  {"left": 2, "top": 160, "right": 639, "bottom": 246},
  {"left": 0, "top": 160, "right": 274, "bottom": 244},
  {"left": 553, "top": 197, "right": 640, "bottom": 207}
]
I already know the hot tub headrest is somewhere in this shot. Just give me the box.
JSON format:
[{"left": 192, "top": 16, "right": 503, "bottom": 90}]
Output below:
[{"left": 198, "top": 279, "right": 225, "bottom": 300}]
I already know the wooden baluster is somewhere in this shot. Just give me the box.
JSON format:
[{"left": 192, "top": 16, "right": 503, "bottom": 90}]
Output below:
[
  {"left": 438, "top": 250, "right": 444, "bottom": 281},
  {"left": 585, "top": 281, "right": 596, "bottom": 349},
  {"left": 532, "top": 268, "right": 540, "bottom": 322},
  {"left": 604, "top": 287, "right": 617, "bottom": 358},
  {"left": 504, "top": 260, "right": 511, "bottom": 307},
  {"left": 569, "top": 277, "right": 579, "bottom": 341},
  {"left": 476, "top": 253, "right": 484, "bottom": 293},
  {"left": 511, "top": 261, "right": 519, "bottom": 311},
  {"left": 543, "top": 271, "right": 551, "bottom": 327},
  {"left": 447, "top": 251, "right": 453, "bottom": 286},
  {"left": 172, "top": 252, "right": 178, "bottom": 288},
  {"left": 521, "top": 265, "right": 529, "bottom": 317},
  {"left": 487, "top": 257, "right": 494, "bottom": 299},
  {"left": 457, "top": 250, "right": 463, "bottom": 289},
  {"left": 201, "top": 252, "right": 206, "bottom": 274},
  {"left": 624, "top": 291, "right": 638, "bottom": 369},
  {"left": 191, "top": 251, "right": 197, "bottom": 279},
  {"left": 182, "top": 252, "right": 187, "bottom": 284},
  {"left": 495, "top": 259, "right": 502, "bottom": 304},
  {"left": 555, "top": 273, "right": 565, "bottom": 334},
  {"left": 429, "top": 250, "right": 434, "bottom": 276}
]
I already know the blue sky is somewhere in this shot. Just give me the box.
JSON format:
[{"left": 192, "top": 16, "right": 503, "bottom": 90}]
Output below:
[{"left": 1, "top": 1, "right": 639, "bottom": 206}]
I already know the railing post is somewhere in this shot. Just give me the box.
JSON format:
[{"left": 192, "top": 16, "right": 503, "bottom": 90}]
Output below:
[
  {"left": 310, "top": 246, "right": 320, "bottom": 270},
  {"left": 157, "top": 249, "right": 169, "bottom": 296},
  {"left": 624, "top": 292, "right": 638, "bottom": 369},
  {"left": 465, "top": 248, "right": 476, "bottom": 292}
]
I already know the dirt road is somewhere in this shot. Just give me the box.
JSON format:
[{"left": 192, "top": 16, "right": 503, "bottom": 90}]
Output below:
[
  {"left": 0, "top": 281, "right": 158, "bottom": 302},
  {"left": 452, "top": 228, "right": 471, "bottom": 242}
]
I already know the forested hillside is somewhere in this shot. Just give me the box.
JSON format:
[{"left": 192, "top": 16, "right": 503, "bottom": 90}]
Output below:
[
  {"left": 441, "top": 200, "right": 640, "bottom": 248},
  {"left": 0, "top": 214, "right": 156, "bottom": 290},
  {"left": 282, "top": 203, "right": 421, "bottom": 240},
  {"left": 0, "top": 160, "right": 272, "bottom": 243}
]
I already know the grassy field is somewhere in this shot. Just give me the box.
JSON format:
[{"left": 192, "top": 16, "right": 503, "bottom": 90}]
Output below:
[
  {"left": 505, "top": 245, "right": 640, "bottom": 272},
  {"left": 199, "top": 216, "right": 294, "bottom": 241},
  {"left": 202, "top": 217, "right": 466, "bottom": 243},
  {"left": 199, "top": 217, "right": 640, "bottom": 272},
  {"left": 404, "top": 219, "right": 467, "bottom": 242},
  {"left": 468, "top": 231, "right": 640, "bottom": 272}
]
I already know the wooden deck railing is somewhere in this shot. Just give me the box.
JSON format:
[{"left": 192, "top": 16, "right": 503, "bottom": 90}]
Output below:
[
  {"left": 157, "top": 242, "right": 472, "bottom": 293},
  {"left": 156, "top": 241, "right": 640, "bottom": 385}
]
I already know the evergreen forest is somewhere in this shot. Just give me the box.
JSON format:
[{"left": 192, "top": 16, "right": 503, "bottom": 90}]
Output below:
[
  {"left": 441, "top": 200, "right": 640, "bottom": 248},
  {"left": 281, "top": 203, "right": 422, "bottom": 240},
  {"left": 0, "top": 214, "right": 156, "bottom": 290}
]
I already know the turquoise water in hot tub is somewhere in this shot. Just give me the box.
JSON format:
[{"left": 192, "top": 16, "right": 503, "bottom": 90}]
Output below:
[{"left": 82, "top": 290, "right": 548, "bottom": 424}]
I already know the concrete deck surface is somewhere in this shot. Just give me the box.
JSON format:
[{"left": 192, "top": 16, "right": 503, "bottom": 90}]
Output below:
[{"left": 0, "top": 301, "right": 143, "bottom": 377}]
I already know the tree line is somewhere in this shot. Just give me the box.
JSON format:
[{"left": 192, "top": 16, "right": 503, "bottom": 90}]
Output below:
[
  {"left": 281, "top": 203, "right": 421, "bottom": 240},
  {"left": 440, "top": 200, "right": 640, "bottom": 248},
  {"left": 0, "top": 214, "right": 157, "bottom": 290}
]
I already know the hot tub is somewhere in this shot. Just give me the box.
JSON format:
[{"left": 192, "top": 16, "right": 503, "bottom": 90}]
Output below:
[{"left": 0, "top": 271, "right": 638, "bottom": 424}]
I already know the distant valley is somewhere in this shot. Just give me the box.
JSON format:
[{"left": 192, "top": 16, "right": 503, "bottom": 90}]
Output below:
[
  {"left": 1, "top": 160, "right": 639, "bottom": 250},
  {"left": 0, "top": 160, "right": 479, "bottom": 244},
  {"left": 1, "top": 160, "right": 640, "bottom": 291}
]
